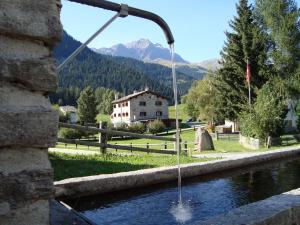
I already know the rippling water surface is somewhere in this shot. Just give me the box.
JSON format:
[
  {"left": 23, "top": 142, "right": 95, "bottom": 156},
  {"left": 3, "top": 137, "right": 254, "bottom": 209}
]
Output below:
[{"left": 66, "top": 157, "right": 300, "bottom": 225}]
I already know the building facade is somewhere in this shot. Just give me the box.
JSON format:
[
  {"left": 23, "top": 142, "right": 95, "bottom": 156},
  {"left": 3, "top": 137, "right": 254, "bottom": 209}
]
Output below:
[
  {"left": 59, "top": 105, "right": 78, "bottom": 123},
  {"left": 111, "top": 90, "right": 169, "bottom": 125}
]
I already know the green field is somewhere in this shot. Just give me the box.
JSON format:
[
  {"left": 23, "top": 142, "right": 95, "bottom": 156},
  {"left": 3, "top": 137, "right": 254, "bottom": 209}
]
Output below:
[
  {"left": 50, "top": 152, "right": 214, "bottom": 181},
  {"left": 56, "top": 128, "right": 300, "bottom": 154},
  {"left": 168, "top": 104, "right": 189, "bottom": 121}
]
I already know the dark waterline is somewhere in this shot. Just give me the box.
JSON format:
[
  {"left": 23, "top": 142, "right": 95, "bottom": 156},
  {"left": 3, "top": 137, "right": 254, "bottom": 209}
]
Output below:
[{"left": 66, "top": 157, "right": 300, "bottom": 225}]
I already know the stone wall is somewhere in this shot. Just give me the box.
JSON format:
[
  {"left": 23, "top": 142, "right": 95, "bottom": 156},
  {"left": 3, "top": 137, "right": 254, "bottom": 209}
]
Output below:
[
  {"left": 0, "top": 0, "right": 62, "bottom": 224},
  {"left": 193, "top": 188, "right": 300, "bottom": 225}
]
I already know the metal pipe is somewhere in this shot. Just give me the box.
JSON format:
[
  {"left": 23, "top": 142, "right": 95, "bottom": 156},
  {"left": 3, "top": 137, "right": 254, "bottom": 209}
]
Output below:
[
  {"left": 67, "top": 0, "right": 175, "bottom": 44},
  {"left": 58, "top": 11, "right": 121, "bottom": 71}
]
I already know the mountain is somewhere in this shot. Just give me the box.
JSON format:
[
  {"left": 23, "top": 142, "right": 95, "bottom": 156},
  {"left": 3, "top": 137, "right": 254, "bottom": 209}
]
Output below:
[
  {"left": 153, "top": 59, "right": 207, "bottom": 80},
  {"left": 93, "top": 39, "right": 188, "bottom": 63},
  {"left": 52, "top": 31, "right": 197, "bottom": 105},
  {"left": 196, "top": 58, "right": 221, "bottom": 71}
]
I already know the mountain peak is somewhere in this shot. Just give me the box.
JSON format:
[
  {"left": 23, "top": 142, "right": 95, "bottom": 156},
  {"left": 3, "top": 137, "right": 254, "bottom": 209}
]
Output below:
[
  {"left": 94, "top": 39, "right": 189, "bottom": 63},
  {"left": 126, "top": 39, "right": 152, "bottom": 49}
]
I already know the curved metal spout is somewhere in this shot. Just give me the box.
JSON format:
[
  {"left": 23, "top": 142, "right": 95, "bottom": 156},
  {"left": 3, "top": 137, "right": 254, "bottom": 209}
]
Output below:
[{"left": 67, "top": 0, "right": 175, "bottom": 44}]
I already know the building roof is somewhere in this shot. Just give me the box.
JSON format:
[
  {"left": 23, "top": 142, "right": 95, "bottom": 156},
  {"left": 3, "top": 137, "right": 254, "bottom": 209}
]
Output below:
[
  {"left": 112, "top": 90, "right": 167, "bottom": 104},
  {"left": 59, "top": 105, "right": 77, "bottom": 112}
]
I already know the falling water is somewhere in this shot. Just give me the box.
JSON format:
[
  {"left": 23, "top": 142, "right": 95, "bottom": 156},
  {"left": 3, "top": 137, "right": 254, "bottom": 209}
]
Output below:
[
  {"left": 169, "top": 44, "right": 192, "bottom": 224},
  {"left": 170, "top": 44, "right": 181, "bottom": 203}
]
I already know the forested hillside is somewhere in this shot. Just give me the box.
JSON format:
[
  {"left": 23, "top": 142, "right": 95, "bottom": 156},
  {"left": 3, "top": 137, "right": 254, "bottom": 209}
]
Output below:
[{"left": 52, "top": 31, "right": 196, "bottom": 105}]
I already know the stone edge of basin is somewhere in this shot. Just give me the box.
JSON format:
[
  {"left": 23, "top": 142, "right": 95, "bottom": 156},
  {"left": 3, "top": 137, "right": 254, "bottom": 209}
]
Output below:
[
  {"left": 54, "top": 146, "right": 300, "bottom": 199},
  {"left": 191, "top": 188, "right": 300, "bottom": 225}
]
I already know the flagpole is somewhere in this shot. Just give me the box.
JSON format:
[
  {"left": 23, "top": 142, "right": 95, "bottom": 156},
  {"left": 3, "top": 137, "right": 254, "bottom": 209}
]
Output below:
[
  {"left": 248, "top": 78, "right": 251, "bottom": 107},
  {"left": 247, "top": 59, "right": 251, "bottom": 107}
]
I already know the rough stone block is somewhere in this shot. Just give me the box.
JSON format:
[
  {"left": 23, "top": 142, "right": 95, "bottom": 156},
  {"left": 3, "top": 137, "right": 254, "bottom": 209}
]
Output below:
[
  {"left": 0, "top": 0, "right": 62, "bottom": 45},
  {"left": 0, "top": 57, "right": 57, "bottom": 92},
  {"left": 0, "top": 148, "right": 52, "bottom": 175},
  {"left": 0, "top": 200, "right": 50, "bottom": 225},
  {"left": 0, "top": 35, "right": 51, "bottom": 60},
  {"left": 0, "top": 83, "right": 58, "bottom": 147},
  {"left": 0, "top": 109, "right": 58, "bottom": 148}
]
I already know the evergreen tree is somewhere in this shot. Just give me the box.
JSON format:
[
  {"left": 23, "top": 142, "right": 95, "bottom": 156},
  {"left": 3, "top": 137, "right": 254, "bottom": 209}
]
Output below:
[
  {"left": 77, "top": 86, "right": 97, "bottom": 124},
  {"left": 255, "top": 0, "right": 300, "bottom": 77},
  {"left": 214, "top": 0, "right": 270, "bottom": 121}
]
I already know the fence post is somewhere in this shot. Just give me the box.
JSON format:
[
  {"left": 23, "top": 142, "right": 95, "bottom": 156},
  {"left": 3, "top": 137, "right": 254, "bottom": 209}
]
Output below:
[
  {"left": 130, "top": 142, "right": 133, "bottom": 153},
  {"left": 165, "top": 142, "right": 167, "bottom": 150},
  {"left": 173, "top": 134, "right": 181, "bottom": 154},
  {"left": 99, "top": 121, "right": 108, "bottom": 154},
  {"left": 147, "top": 143, "right": 149, "bottom": 153},
  {"left": 115, "top": 143, "right": 118, "bottom": 152},
  {"left": 216, "top": 131, "right": 219, "bottom": 140}
]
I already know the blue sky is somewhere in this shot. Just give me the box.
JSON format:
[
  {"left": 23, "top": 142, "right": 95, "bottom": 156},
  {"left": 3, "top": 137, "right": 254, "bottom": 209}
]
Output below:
[{"left": 61, "top": 0, "right": 299, "bottom": 63}]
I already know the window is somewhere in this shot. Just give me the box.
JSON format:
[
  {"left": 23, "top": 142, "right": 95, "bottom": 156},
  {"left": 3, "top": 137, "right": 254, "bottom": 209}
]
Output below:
[
  {"left": 140, "top": 112, "right": 147, "bottom": 117},
  {"left": 118, "top": 104, "right": 121, "bottom": 107},
  {"left": 122, "top": 113, "right": 126, "bottom": 117},
  {"left": 125, "top": 102, "right": 128, "bottom": 106},
  {"left": 155, "top": 101, "right": 162, "bottom": 106},
  {"left": 139, "top": 101, "right": 146, "bottom": 106},
  {"left": 114, "top": 114, "right": 116, "bottom": 117},
  {"left": 118, "top": 113, "right": 121, "bottom": 117},
  {"left": 113, "top": 105, "right": 116, "bottom": 108},
  {"left": 156, "top": 111, "right": 163, "bottom": 116},
  {"left": 126, "top": 112, "right": 128, "bottom": 117}
]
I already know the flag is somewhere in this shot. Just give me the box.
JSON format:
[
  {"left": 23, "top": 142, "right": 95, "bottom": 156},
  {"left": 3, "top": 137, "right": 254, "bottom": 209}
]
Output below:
[{"left": 246, "top": 62, "right": 251, "bottom": 82}]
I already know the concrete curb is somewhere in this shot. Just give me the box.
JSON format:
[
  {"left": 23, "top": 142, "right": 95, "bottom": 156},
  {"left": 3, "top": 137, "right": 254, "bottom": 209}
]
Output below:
[{"left": 54, "top": 146, "right": 300, "bottom": 199}]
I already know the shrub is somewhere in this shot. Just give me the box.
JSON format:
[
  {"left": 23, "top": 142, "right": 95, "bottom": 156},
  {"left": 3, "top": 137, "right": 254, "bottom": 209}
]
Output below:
[
  {"left": 128, "top": 123, "right": 146, "bottom": 134},
  {"left": 58, "top": 128, "right": 83, "bottom": 139},
  {"left": 114, "top": 122, "right": 128, "bottom": 131},
  {"left": 147, "top": 120, "right": 166, "bottom": 134},
  {"left": 240, "top": 83, "right": 287, "bottom": 141}
]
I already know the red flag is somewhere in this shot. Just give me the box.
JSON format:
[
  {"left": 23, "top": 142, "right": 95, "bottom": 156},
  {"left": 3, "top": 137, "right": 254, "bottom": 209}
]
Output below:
[{"left": 246, "top": 62, "right": 251, "bottom": 82}]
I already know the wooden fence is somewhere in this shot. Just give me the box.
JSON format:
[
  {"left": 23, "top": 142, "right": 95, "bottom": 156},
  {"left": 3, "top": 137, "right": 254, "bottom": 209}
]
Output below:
[{"left": 58, "top": 122, "right": 182, "bottom": 155}]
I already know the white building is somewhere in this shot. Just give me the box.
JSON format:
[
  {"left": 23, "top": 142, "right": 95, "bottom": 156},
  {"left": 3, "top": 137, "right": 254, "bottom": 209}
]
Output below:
[
  {"left": 284, "top": 99, "right": 298, "bottom": 132},
  {"left": 111, "top": 90, "right": 169, "bottom": 126},
  {"left": 59, "top": 105, "right": 78, "bottom": 123}
]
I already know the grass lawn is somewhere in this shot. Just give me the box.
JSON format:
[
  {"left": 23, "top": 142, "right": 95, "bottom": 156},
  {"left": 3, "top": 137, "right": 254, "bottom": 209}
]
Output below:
[
  {"left": 168, "top": 104, "right": 189, "bottom": 121},
  {"left": 50, "top": 152, "right": 214, "bottom": 181},
  {"left": 55, "top": 129, "right": 300, "bottom": 154}
]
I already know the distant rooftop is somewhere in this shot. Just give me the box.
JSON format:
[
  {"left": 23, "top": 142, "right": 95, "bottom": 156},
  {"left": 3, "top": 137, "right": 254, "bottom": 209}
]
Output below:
[
  {"left": 112, "top": 90, "right": 167, "bottom": 104},
  {"left": 59, "top": 105, "right": 77, "bottom": 112}
]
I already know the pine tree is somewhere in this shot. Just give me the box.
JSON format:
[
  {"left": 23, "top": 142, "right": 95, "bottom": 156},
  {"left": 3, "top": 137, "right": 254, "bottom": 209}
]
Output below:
[
  {"left": 214, "top": 0, "right": 270, "bottom": 121},
  {"left": 255, "top": 0, "right": 300, "bottom": 77},
  {"left": 77, "top": 86, "right": 97, "bottom": 124}
]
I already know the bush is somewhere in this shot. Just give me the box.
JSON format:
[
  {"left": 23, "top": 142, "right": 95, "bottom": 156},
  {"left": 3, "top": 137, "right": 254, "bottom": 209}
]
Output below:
[
  {"left": 240, "top": 83, "right": 287, "bottom": 141},
  {"left": 128, "top": 123, "right": 146, "bottom": 134},
  {"left": 147, "top": 120, "right": 166, "bottom": 134},
  {"left": 58, "top": 128, "right": 83, "bottom": 139},
  {"left": 114, "top": 122, "right": 128, "bottom": 131}
]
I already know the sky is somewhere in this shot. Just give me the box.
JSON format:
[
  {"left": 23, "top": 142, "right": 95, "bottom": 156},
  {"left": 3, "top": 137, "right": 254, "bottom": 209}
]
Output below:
[{"left": 60, "top": 0, "right": 299, "bottom": 63}]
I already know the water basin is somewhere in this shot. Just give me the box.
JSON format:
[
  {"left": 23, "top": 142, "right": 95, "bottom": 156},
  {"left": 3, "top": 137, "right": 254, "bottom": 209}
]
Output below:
[{"left": 65, "top": 156, "right": 300, "bottom": 225}]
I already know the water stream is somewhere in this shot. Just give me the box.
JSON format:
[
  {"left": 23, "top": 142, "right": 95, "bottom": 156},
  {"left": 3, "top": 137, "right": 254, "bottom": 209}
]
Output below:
[{"left": 170, "top": 44, "right": 192, "bottom": 224}]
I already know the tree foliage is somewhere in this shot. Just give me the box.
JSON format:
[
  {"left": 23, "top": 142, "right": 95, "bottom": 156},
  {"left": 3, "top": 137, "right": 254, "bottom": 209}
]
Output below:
[
  {"left": 184, "top": 75, "right": 219, "bottom": 121},
  {"left": 95, "top": 87, "right": 116, "bottom": 115},
  {"left": 77, "top": 86, "right": 97, "bottom": 124},
  {"left": 255, "top": 0, "right": 300, "bottom": 77},
  {"left": 240, "top": 81, "right": 287, "bottom": 140},
  {"left": 214, "top": 0, "right": 271, "bottom": 121}
]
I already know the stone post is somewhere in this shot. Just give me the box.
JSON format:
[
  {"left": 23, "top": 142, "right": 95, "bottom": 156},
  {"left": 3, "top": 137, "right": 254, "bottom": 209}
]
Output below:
[{"left": 0, "top": 1, "right": 62, "bottom": 225}]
